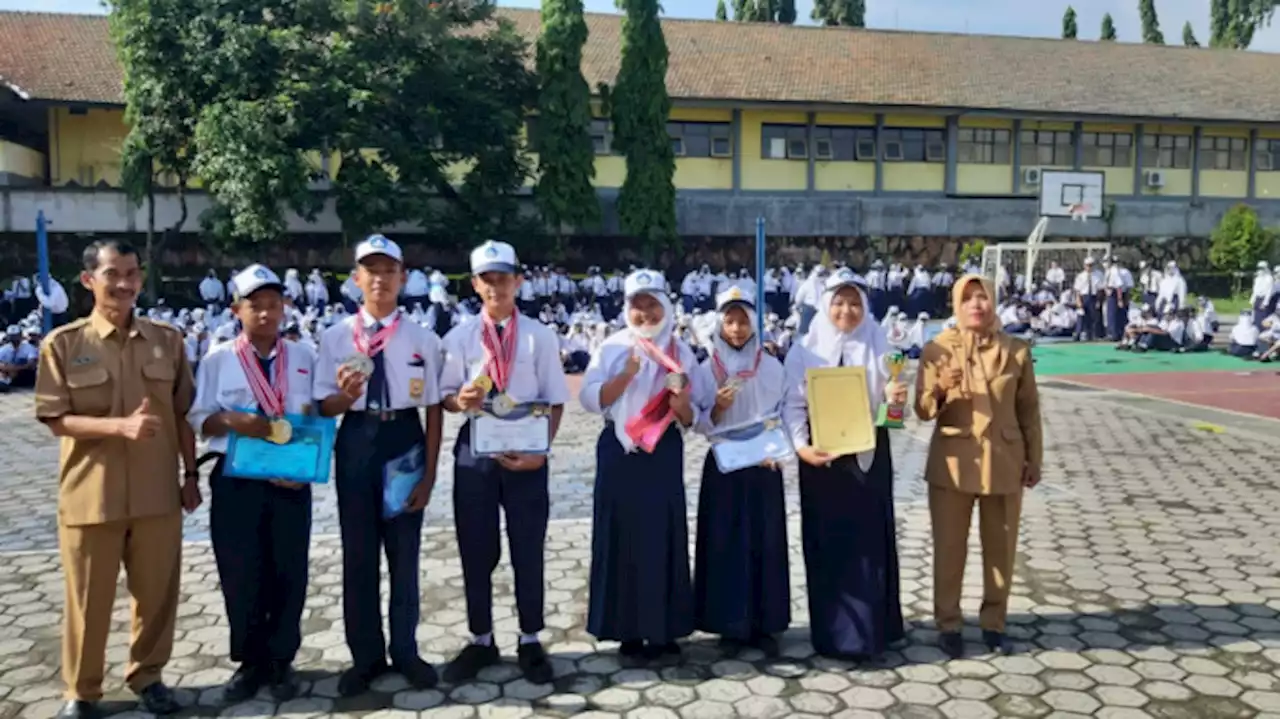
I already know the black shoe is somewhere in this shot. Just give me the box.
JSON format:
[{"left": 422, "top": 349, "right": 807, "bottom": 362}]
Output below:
[
  {"left": 643, "top": 641, "right": 681, "bottom": 661},
  {"left": 266, "top": 663, "right": 301, "bottom": 702},
  {"left": 337, "top": 662, "right": 388, "bottom": 698},
  {"left": 393, "top": 655, "right": 439, "bottom": 690},
  {"left": 55, "top": 700, "right": 100, "bottom": 719},
  {"left": 940, "top": 631, "right": 964, "bottom": 659},
  {"left": 618, "top": 640, "right": 644, "bottom": 658},
  {"left": 135, "top": 682, "right": 181, "bottom": 715},
  {"left": 717, "top": 637, "right": 745, "bottom": 655},
  {"left": 443, "top": 644, "right": 500, "bottom": 684},
  {"left": 222, "top": 664, "right": 264, "bottom": 703},
  {"left": 517, "top": 642, "right": 554, "bottom": 684},
  {"left": 983, "top": 630, "right": 1012, "bottom": 655}
]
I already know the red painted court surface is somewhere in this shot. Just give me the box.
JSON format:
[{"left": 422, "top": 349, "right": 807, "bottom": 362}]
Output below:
[{"left": 1057, "top": 370, "right": 1280, "bottom": 420}]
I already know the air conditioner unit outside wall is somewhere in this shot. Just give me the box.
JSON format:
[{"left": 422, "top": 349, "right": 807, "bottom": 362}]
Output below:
[{"left": 1022, "top": 167, "right": 1042, "bottom": 185}]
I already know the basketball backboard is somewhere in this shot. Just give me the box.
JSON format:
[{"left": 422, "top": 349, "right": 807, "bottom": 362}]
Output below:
[{"left": 1038, "top": 170, "right": 1105, "bottom": 219}]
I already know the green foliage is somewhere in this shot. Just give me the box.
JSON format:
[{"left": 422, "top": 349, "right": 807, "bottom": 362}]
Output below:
[
  {"left": 536, "top": 0, "right": 600, "bottom": 234},
  {"left": 715, "top": 0, "right": 727, "bottom": 20},
  {"left": 813, "top": 0, "right": 864, "bottom": 26},
  {"left": 1101, "top": 13, "right": 1117, "bottom": 40},
  {"left": 733, "top": 0, "right": 750, "bottom": 21},
  {"left": 612, "top": 0, "right": 677, "bottom": 258},
  {"left": 959, "top": 239, "right": 986, "bottom": 266},
  {"left": 1062, "top": 6, "right": 1078, "bottom": 38},
  {"left": 1211, "top": 0, "right": 1274, "bottom": 47},
  {"left": 776, "top": 0, "right": 797, "bottom": 23},
  {"left": 1210, "top": 205, "right": 1276, "bottom": 282},
  {"left": 1139, "top": 0, "right": 1164, "bottom": 43},
  {"left": 1183, "top": 20, "right": 1200, "bottom": 45}
]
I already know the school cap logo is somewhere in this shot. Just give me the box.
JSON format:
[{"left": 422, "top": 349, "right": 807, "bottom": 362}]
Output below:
[
  {"left": 728, "top": 287, "right": 742, "bottom": 300},
  {"left": 254, "top": 268, "right": 269, "bottom": 280},
  {"left": 484, "top": 245, "right": 499, "bottom": 258},
  {"left": 636, "top": 273, "right": 652, "bottom": 286},
  {"left": 369, "top": 234, "right": 388, "bottom": 248},
  {"left": 837, "top": 269, "right": 855, "bottom": 282}
]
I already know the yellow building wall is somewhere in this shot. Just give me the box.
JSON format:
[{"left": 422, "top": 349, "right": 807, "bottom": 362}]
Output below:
[
  {"left": 885, "top": 164, "right": 944, "bottom": 192},
  {"left": 0, "top": 141, "right": 45, "bottom": 180},
  {"left": 1199, "top": 128, "right": 1249, "bottom": 198},
  {"left": 1142, "top": 170, "right": 1192, "bottom": 196},
  {"left": 1258, "top": 127, "right": 1280, "bottom": 198},
  {"left": 815, "top": 112, "right": 876, "bottom": 126},
  {"left": 740, "top": 110, "right": 807, "bottom": 191},
  {"left": 594, "top": 157, "right": 625, "bottom": 188},
  {"left": 669, "top": 107, "right": 732, "bottom": 122},
  {"left": 882, "top": 114, "right": 945, "bottom": 128},
  {"left": 959, "top": 117, "right": 1013, "bottom": 130},
  {"left": 957, "top": 165, "right": 1012, "bottom": 194},
  {"left": 815, "top": 162, "right": 874, "bottom": 191},
  {"left": 48, "top": 106, "right": 127, "bottom": 187}
]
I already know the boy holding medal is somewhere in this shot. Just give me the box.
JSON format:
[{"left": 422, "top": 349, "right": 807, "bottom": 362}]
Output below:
[
  {"left": 188, "top": 265, "right": 316, "bottom": 702},
  {"left": 438, "top": 240, "right": 569, "bottom": 685},
  {"left": 314, "top": 235, "right": 444, "bottom": 695}
]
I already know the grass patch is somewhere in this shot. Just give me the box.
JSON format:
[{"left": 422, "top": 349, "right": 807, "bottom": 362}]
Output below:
[{"left": 1195, "top": 294, "right": 1251, "bottom": 315}]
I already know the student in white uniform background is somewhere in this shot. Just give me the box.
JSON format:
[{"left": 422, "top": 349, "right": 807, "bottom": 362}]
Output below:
[
  {"left": 437, "top": 240, "right": 569, "bottom": 686},
  {"left": 314, "top": 234, "right": 444, "bottom": 696},
  {"left": 187, "top": 265, "right": 316, "bottom": 703}
]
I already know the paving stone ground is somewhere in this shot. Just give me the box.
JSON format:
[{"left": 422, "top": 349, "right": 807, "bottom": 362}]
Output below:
[{"left": 3, "top": 381, "right": 1280, "bottom": 719}]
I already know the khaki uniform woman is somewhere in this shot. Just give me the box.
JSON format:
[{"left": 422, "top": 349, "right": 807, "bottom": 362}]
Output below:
[{"left": 914, "top": 274, "right": 1043, "bottom": 658}]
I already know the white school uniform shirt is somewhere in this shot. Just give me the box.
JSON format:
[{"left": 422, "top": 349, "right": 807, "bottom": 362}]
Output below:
[
  {"left": 908, "top": 269, "right": 931, "bottom": 293},
  {"left": 35, "top": 279, "right": 68, "bottom": 314},
  {"left": 313, "top": 309, "right": 443, "bottom": 411},
  {"left": 1104, "top": 266, "right": 1126, "bottom": 290},
  {"left": 518, "top": 278, "right": 536, "bottom": 302},
  {"left": 405, "top": 269, "right": 430, "bottom": 297},
  {"left": 188, "top": 338, "right": 317, "bottom": 454},
  {"left": 998, "top": 305, "right": 1021, "bottom": 326},
  {"left": 579, "top": 332, "right": 709, "bottom": 429},
  {"left": 1073, "top": 269, "right": 1100, "bottom": 295},
  {"left": 1166, "top": 318, "right": 1186, "bottom": 345},
  {"left": 1157, "top": 273, "right": 1187, "bottom": 309},
  {"left": 1252, "top": 272, "right": 1275, "bottom": 305},
  {"left": 694, "top": 349, "right": 785, "bottom": 435},
  {"left": 0, "top": 341, "right": 37, "bottom": 366},
  {"left": 1045, "top": 266, "right": 1065, "bottom": 286},
  {"left": 438, "top": 312, "right": 571, "bottom": 405},
  {"left": 606, "top": 274, "right": 624, "bottom": 294},
  {"left": 12, "top": 277, "right": 31, "bottom": 298},
  {"left": 199, "top": 275, "right": 225, "bottom": 303},
  {"left": 680, "top": 272, "right": 699, "bottom": 298}
]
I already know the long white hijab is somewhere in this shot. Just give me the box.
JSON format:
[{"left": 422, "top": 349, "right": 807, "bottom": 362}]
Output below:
[
  {"left": 798, "top": 281, "right": 890, "bottom": 471},
  {"left": 597, "top": 288, "right": 678, "bottom": 451}
]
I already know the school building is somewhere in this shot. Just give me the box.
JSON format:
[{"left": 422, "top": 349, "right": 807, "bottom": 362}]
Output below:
[{"left": 3, "top": 8, "right": 1280, "bottom": 241}]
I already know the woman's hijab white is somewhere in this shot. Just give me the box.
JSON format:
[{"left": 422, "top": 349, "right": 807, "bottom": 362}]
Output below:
[
  {"left": 799, "top": 279, "right": 890, "bottom": 471},
  {"left": 710, "top": 302, "right": 767, "bottom": 421},
  {"left": 598, "top": 286, "right": 677, "bottom": 452},
  {"left": 1231, "top": 311, "right": 1259, "bottom": 345}
]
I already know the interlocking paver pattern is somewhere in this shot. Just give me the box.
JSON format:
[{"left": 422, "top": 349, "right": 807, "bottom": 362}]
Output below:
[{"left": 2, "top": 383, "right": 1280, "bottom": 718}]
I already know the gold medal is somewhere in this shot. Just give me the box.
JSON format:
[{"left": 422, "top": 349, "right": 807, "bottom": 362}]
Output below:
[
  {"left": 725, "top": 377, "right": 743, "bottom": 392},
  {"left": 473, "top": 374, "right": 494, "bottom": 393},
  {"left": 665, "top": 373, "right": 688, "bottom": 391},
  {"left": 268, "top": 418, "right": 293, "bottom": 445},
  {"left": 342, "top": 355, "right": 374, "bottom": 376},
  {"left": 492, "top": 393, "right": 516, "bottom": 417}
]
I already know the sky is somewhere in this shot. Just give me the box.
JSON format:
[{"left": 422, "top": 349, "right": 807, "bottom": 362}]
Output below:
[{"left": 4, "top": 0, "right": 1280, "bottom": 51}]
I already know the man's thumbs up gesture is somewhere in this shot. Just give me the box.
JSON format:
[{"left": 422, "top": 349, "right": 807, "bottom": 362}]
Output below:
[{"left": 118, "top": 396, "right": 161, "bottom": 441}]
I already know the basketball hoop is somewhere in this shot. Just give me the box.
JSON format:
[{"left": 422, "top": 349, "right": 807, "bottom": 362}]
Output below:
[{"left": 1067, "top": 203, "right": 1092, "bottom": 222}]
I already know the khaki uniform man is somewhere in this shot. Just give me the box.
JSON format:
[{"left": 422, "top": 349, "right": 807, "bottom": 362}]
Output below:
[{"left": 35, "top": 240, "right": 199, "bottom": 719}]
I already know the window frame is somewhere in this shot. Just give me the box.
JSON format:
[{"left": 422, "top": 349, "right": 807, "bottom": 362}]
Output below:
[
  {"left": 880, "top": 127, "right": 945, "bottom": 163},
  {"left": 956, "top": 127, "right": 1012, "bottom": 165},
  {"left": 1080, "top": 131, "right": 1133, "bottom": 167},
  {"left": 760, "top": 123, "right": 808, "bottom": 160},
  {"left": 1018, "top": 129, "right": 1075, "bottom": 167},
  {"left": 1198, "top": 135, "right": 1248, "bottom": 171},
  {"left": 1141, "top": 133, "right": 1192, "bottom": 169}
]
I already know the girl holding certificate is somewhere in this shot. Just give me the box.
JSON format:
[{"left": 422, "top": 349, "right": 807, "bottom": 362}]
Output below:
[
  {"left": 914, "top": 274, "right": 1042, "bottom": 658},
  {"left": 187, "top": 265, "right": 316, "bottom": 702},
  {"left": 692, "top": 286, "right": 790, "bottom": 655},
  {"left": 782, "top": 268, "right": 907, "bottom": 659},
  {"left": 579, "top": 269, "right": 711, "bottom": 662}
]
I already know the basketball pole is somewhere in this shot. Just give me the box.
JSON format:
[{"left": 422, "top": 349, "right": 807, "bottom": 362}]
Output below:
[
  {"left": 36, "top": 210, "right": 51, "bottom": 335},
  {"left": 754, "top": 216, "right": 765, "bottom": 340}
]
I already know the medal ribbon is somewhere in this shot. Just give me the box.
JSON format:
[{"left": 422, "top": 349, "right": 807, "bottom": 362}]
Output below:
[
  {"left": 480, "top": 311, "right": 519, "bottom": 392},
  {"left": 233, "top": 335, "right": 288, "bottom": 418},
  {"left": 624, "top": 337, "right": 683, "bottom": 454},
  {"left": 711, "top": 347, "right": 762, "bottom": 386},
  {"left": 352, "top": 311, "right": 401, "bottom": 357}
]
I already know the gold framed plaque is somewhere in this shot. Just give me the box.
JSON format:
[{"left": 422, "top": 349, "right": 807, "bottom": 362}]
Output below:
[{"left": 805, "top": 366, "right": 876, "bottom": 457}]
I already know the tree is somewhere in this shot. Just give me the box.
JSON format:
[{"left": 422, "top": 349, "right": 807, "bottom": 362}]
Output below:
[
  {"left": 813, "top": 0, "right": 864, "bottom": 26},
  {"left": 776, "top": 0, "right": 797, "bottom": 23},
  {"left": 1210, "top": 204, "right": 1277, "bottom": 295},
  {"left": 715, "top": 0, "right": 727, "bottom": 20},
  {"left": 108, "top": 0, "right": 207, "bottom": 302},
  {"left": 1062, "top": 6, "right": 1078, "bottom": 38},
  {"left": 1139, "top": 0, "right": 1164, "bottom": 42},
  {"left": 1101, "top": 13, "right": 1117, "bottom": 40},
  {"left": 1182, "top": 20, "right": 1200, "bottom": 45},
  {"left": 733, "top": 0, "right": 750, "bottom": 21},
  {"left": 1211, "top": 0, "right": 1232, "bottom": 44},
  {"left": 536, "top": 0, "right": 600, "bottom": 236},
  {"left": 611, "top": 0, "right": 677, "bottom": 258}
]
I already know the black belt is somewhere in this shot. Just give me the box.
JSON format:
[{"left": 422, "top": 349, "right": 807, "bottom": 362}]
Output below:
[{"left": 354, "top": 408, "right": 419, "bottom": 422}]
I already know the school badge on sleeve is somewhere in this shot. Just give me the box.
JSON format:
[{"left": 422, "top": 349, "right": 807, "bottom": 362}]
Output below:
[{"left": 409, "top": 378, "right": 425, "bottom": 401}]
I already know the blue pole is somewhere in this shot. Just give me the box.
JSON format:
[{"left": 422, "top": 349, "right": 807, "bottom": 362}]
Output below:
[
  {"left": 754, "top": 216, "right": 765, "bottom": 340},
  {"left": 36, "top": 210, "right": 51, "bottom": 334}
]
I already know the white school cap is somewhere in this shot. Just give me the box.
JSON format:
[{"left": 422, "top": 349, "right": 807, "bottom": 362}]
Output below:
[
  {"left": 715, "top": 284, "right": 754, "bottom": 311},
  {"left": 470, "top": 240, "right": 518, "bottom": 275},
  {"left": 624, "top": 269, "right": 664, "bottom": 298},
  {"left": 231, "top": 264, "right": 285, "bottom": 301},
  {"left": 355, "top": 234, "right": 404, "bottom": 264},
  {"left": 824, "top": 267, "right": 867, "bottom": 292}
]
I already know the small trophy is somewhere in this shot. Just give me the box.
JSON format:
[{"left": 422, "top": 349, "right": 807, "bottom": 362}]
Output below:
[{"left": 876, "top": 351, "right": 908, "bottom": 429}]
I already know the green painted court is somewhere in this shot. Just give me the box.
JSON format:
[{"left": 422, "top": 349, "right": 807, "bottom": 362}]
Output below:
[{"left": 1031, "top": 342, "right": 1254, "bottom": 377}]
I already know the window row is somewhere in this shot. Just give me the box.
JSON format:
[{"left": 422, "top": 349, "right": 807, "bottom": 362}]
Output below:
[{"left": 534, "top": 117, "right": 1277, "bottom": 172}]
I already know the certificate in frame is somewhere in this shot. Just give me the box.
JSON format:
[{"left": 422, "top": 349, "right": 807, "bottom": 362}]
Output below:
[
  {"left": 225, "top": 411, "right": 337, "bottom": 484},
  {"left": 469, "top": 402, "right": 553, "bottom": 457},
  {"left": 709, "top": 415, "right": 795, "bottom": 474},
  {"left": 805, "top": 366, "right": 876, "bottom": 457}
]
